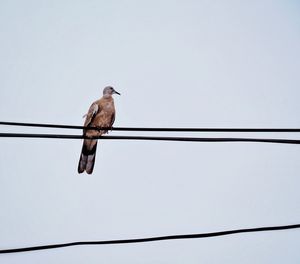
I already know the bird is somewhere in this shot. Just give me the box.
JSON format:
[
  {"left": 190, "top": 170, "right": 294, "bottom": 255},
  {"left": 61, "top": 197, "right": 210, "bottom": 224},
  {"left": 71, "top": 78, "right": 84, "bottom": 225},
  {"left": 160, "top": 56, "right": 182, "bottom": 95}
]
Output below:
[{"left": 78, "top": 86, "right": 120, "bottom": 174}]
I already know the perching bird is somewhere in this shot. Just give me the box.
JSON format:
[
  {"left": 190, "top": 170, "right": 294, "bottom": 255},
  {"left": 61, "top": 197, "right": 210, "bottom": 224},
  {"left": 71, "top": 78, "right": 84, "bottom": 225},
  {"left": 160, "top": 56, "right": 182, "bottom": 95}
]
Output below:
[{"left": 78, "top": 86, "right": 120, "bottom": 174}]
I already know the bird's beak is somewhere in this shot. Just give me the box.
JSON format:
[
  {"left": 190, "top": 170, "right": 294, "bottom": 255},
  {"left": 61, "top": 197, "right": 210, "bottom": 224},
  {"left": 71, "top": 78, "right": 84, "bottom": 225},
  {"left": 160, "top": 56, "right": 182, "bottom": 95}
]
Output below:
[{"left": 114, "top": 90, "right": 121, "bottom": 95}]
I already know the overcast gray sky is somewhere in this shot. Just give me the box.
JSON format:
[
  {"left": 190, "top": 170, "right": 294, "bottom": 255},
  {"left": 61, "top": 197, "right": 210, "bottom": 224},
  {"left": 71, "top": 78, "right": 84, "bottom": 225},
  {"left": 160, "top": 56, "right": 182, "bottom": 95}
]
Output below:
[{"left": 0, "top": 0, "right": 300, "bottom": 263}]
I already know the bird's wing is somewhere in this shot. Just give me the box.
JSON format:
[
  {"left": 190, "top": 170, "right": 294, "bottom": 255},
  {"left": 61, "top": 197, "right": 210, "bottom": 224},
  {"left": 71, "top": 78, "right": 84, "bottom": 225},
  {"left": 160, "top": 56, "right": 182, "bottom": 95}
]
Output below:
[
  {"left": 84, "top": 102, "right": 99, "bottom": 127},
  {"left": 109, "top": 112, "right": 115, "bottom": 128}
]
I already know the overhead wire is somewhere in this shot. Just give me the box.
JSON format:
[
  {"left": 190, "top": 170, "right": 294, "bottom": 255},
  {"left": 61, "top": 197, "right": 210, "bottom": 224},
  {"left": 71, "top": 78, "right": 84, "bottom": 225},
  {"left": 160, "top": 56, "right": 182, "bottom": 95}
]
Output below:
[
  {"left": 0, "top": 223, "right": 299, "bottom": 254},
  {"left": 0, "top": 133, "right": 300, "bottom": 145},
  {"left": 1, "top": 121, "right": 300, "bottom": 132}
]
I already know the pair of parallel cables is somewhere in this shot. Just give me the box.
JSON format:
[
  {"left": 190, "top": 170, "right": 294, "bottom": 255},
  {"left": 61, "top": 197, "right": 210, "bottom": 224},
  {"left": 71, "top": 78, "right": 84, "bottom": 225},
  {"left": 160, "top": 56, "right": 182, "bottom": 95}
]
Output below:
[{"left": 1, "top": 121, "right": 300, "bottom": 144}]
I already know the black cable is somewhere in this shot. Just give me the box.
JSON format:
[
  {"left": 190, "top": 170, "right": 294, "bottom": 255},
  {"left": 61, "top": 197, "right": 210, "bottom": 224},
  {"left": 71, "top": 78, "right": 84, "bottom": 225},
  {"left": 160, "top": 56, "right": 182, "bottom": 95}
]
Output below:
[
  {"left": 1, "top": 121, "right": 300, "bottom": 132},
  {"left": 0, "top": 224, "right": 299, "bottom": 254},
  {"left": 0, "top": 133, "right": 300, "bottom": 145}
]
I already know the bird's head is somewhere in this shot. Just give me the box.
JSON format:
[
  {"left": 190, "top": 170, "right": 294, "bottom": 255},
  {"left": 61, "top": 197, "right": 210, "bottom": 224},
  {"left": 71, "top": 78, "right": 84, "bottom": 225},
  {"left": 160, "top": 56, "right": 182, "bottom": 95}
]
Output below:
[{"left": 103, "top": 86, "right": 120, "bottom": 97}]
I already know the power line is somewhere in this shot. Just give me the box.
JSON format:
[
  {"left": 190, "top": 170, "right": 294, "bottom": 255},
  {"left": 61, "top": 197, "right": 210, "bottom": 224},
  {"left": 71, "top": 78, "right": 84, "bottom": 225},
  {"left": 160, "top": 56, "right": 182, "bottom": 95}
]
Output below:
[
  {"left": 1, "top": 121, "right": 300, "bottom": 132},
  {"left": 1, "top": 133, "right": 300, "bottom": 145},
  {"left": 0, "top": 223, "right": 299, "bottom": 254}
]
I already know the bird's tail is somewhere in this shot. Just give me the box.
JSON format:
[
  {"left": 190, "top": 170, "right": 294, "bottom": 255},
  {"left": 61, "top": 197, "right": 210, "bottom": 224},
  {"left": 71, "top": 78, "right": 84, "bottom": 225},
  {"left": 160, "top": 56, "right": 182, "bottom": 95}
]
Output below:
[{"left": 78, "top": 139, "right": 98, "bottom": 174}]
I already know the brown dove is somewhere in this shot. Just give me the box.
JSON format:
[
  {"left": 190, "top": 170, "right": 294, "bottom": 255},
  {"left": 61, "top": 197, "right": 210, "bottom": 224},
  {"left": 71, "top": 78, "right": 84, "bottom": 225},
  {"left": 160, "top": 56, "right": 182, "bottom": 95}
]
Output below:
[{"left": 78, "top": 86, "right": 120, "bottom": 174}]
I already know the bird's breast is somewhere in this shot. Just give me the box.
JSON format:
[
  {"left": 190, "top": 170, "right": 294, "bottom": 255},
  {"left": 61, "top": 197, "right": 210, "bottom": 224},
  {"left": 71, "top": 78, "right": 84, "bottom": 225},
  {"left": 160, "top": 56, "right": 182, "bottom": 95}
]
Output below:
[{"left": 102, "top": 101, "right": 115, "bottom": 112}]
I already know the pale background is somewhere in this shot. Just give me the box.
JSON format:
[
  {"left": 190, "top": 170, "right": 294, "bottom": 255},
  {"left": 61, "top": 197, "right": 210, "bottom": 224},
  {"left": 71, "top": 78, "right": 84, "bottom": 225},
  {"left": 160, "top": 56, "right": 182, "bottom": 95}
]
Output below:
[{"left": 0, "top": 0, "right": 300, "bottom": 263}]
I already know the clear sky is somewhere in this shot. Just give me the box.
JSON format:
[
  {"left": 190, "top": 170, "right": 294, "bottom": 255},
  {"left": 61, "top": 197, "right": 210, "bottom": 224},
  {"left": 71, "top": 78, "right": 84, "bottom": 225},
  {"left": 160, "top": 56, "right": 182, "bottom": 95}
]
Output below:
[{"left": 0, "top": 0, "right": 300, "bottom": 263}]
